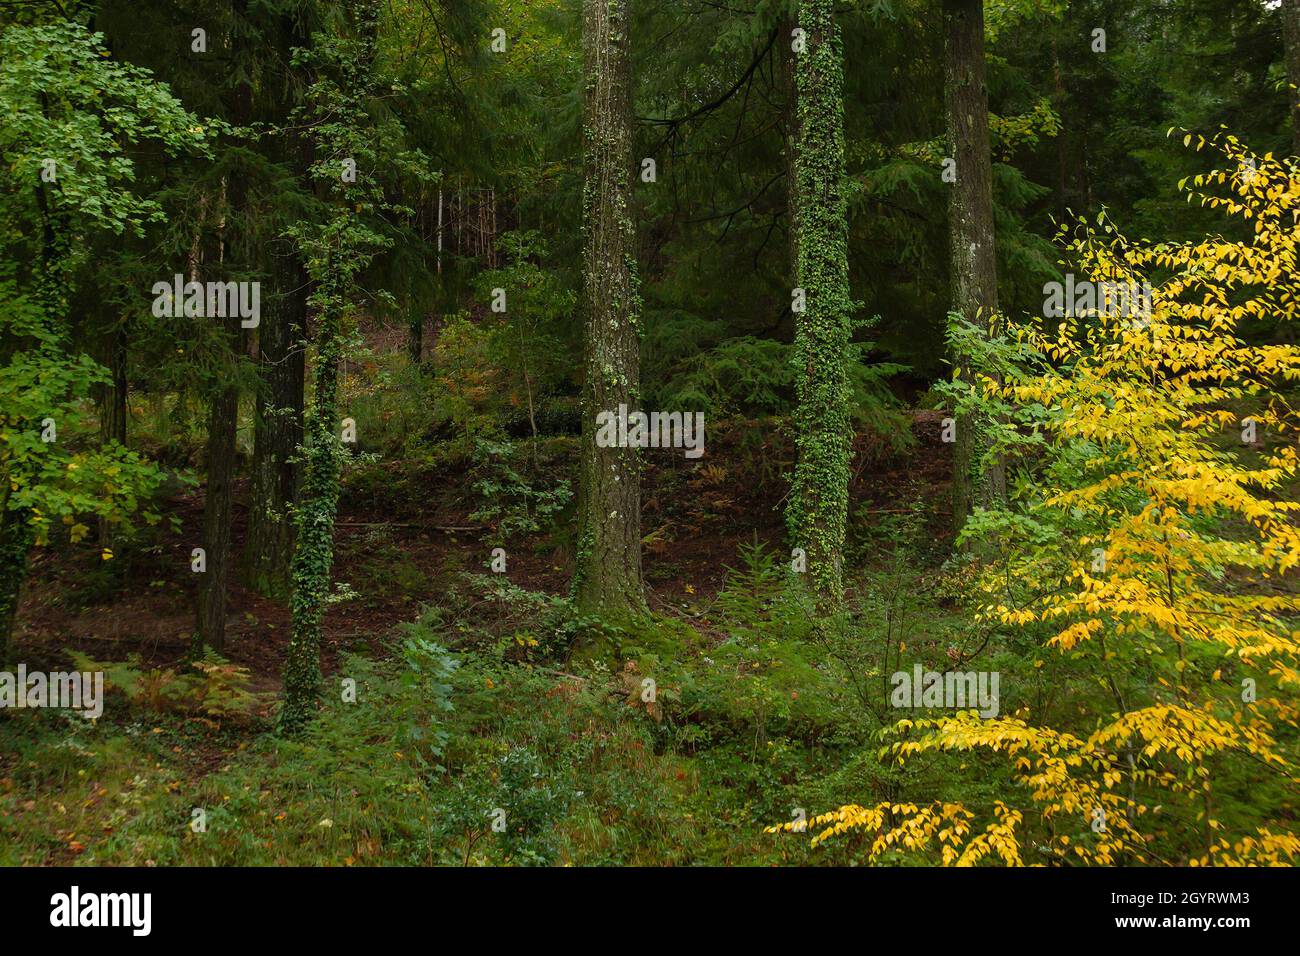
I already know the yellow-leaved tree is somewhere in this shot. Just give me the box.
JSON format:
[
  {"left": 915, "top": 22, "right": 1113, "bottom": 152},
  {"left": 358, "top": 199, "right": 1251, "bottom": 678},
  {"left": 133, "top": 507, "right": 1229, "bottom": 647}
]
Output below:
[{"left": 771, "top": 132, "right": 1300, "bottom": 866}]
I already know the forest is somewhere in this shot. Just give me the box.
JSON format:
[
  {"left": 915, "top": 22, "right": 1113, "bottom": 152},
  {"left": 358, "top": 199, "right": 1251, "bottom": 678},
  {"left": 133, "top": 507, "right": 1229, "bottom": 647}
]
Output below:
[{"left": 1, "top": 0, "right": 1298, "bottom": 876}]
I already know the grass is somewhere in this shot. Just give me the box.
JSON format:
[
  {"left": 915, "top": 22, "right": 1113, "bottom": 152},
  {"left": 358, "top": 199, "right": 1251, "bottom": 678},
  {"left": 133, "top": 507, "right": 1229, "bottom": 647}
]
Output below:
[{"left": 3, "top": 538, "right": 970, "bottom": 866}]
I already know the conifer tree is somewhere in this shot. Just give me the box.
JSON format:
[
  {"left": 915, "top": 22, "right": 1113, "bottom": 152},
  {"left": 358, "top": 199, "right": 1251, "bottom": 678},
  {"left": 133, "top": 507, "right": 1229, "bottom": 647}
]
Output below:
[
  {"left": 944, "top": 0, "right": 1005, "bottom": 535},
  {"left": 786, "top": 0, "right": 853, "bottom": 609},
  {"left": 573, "top": 0, "right": 646, "bottom": 617},
  {"left": 246, "top": 3, "right": 315, "bottom": 600},
  {"left": 196, "top": 0, "right": 256, "bottom": 653},
  {"left": 0, "top": 18, "right": 208, "bottom": 660},
  {"left": 281, "top": 0, "right": 390, "bottom": 731}
]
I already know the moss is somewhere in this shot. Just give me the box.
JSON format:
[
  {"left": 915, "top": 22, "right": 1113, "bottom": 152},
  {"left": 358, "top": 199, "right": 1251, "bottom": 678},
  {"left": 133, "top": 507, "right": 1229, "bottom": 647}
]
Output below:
[
  {"left": 785, "top": 0, "right": 853, "bottom": 610},
  {"left": 280, "top": 1, "right": 388, "bottom": 733}
]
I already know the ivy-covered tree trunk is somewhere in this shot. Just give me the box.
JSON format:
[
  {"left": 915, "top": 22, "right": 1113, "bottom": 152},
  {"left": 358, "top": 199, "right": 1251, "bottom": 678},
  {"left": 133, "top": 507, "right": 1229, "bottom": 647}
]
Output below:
[
  {"left": 280, "top": 262, "right": 345, "bottom": 732},
  {"left": 1284, "top": 0, "right": 1300, "bottom": 156},
  {"left": 573, "top": 0, "right": 646, "bottom": 617},
  {"left": 944, "top": 0, "right": 1005, "bottom": 535},
  {"left": 786, "top": 0, "right": 853, "bottom": 609},
  {"left": 281, "top": 0, "right": 383, "bottom": 732},
  {"left": 246, "top": 7, "right": 310, "bottom": 599}
]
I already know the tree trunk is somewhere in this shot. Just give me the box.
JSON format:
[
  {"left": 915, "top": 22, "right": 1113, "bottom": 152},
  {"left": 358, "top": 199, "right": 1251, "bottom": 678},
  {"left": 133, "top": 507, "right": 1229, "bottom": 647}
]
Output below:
[
  {"left": 196, "top": 1, "right": 253, "bottom": 652},
  {"left": 786, "top": 0, "right": 853, "bottom": 609},
  {"left": 407, "top": 308, "right": 423, "bottom": 364},
  {"left": 573, "top": 0, "right": 646, "bottom": 617},
  {"left": 281, "top": 265, "right": 344, "bottom": 732},
  {"left": 246, "top": 239, "right": 306, "bottom": 598},
  {"left": 0, "top": 504, "right": 33, "bottom": 665},
  {"left": 98, "top": 321, "right": 128, "bottom": 447},
  {"left": 246, "top": 6, "right": 309, "bottom": 598},
  {"left": 944, "top": 0, "right": 1005, "bottom": 536},
  {"left": 1051, "top": 36, "right": 1069, "bottom": 223},
  {"left": 195, "top": 377, "right": 239, "bottom": 653},
  {"left": 281, "top": 0, "right": 382, "bottom": 732},
  {"left": 96, "top": 318, "right": 128, "bottom": 548},
  {"left": 780, "top": 12, "right": 802, "bottom": 283},
  {"left": 1284, "top": 0, "right": 1300, "bottom": 156}
]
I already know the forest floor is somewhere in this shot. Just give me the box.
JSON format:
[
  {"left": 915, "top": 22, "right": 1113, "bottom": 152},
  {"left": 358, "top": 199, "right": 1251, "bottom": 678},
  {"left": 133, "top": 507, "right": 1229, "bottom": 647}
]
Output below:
[
  {"left": 1, "top": 403, "right": 960, "bottom": 866},
  {"left": 12, "top": 411, "right": 953, "bottom": 696}
]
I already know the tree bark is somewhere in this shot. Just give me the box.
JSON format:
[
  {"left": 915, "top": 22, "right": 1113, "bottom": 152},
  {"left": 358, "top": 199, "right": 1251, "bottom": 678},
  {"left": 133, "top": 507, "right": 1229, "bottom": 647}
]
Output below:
[
  {"left": 0, "top": 504, "right": 33, "bottom": 665},
  {"left": 96, "top": 318, "right": 128, "bottom": 548},
  {"left": 196, "top": 0, "right": 253, "bottom": 652},
  {"left": 98, "top": 321, "right": 128, "bottom": 447},
  {"left": 407, "top": 308, "right": 423, "bottom": 364},
  {"left": 195, "top": 375, "right": 239, "bottom": 652},
  {"left": 573, "top": 0, "right": 646, "bottom": 617},
  {"left": 780, "top": 11, "right": 802, "bottom": 293},
  {"left": 1051, "top": 35, "right": 1069, "bottom": 223},
  {"left": 786, "top": 0, "right": 853, "bottom": 609},
  {"left": 281, "top": 262, "right": 344, "bottom": 731},
  {"left": 246, "top": 5, "right": 309, "bottom": 598},
  {"left": 246, "top": 237, "right": 306, "bottom": 598},
  {"left": 281, "top": 0, "right": 382, "bottom": 732},
  {"left": 944, "top": 0, "right": 1005, "bottom": 536}
]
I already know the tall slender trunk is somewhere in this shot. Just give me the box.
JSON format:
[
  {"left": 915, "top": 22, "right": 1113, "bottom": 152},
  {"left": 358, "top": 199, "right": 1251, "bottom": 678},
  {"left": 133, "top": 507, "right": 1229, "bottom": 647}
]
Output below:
[
  {"left": 944, "top": 0, "right": 1005, "bottom": 536},
  {"left": 194, "top": 218, "right": 244, "bottom": 653},
  {"left": 786, "top": 0, "right": 853, "bottom": 609},
  {"left": 1284, "top": 0, "right": 1300, "bottom": 156},
  {"left": 195, "top": 375, "right": 239, "bottom": 652},
  {"left": 196, "top": 2, "right": 253, "bottom": 652},
  {"left": 281, "top": 0, "right": 381, "bottom": 731},
  {"left": 407, "top": 309, "right": 423, "bottom": 364},
  {"left": 780, "top": 12, "right": 802, "bottom": 281},
  {"left": 246, "top": 6, "right": 310, "bottom": 598},
  {"left": 246, "top": 235, "right": 306, "bottom": 597},
  {"left": 573, "top": 0, "right": 646, "bottom": 617},
  {"left": 281, "top": 261, "right": 344, "bottom": 732},
  {"left": 98, "top": 321, "right": 128, "bottom": 447},
  {"left": 0, "top": 503, "right": 32, "bottom": 664},
  {"left": 96, "top": 317, "right": 128, "bottom": 549},
  {"left": 1051, "top": 36, "right": 1068, "bottom": 223}
]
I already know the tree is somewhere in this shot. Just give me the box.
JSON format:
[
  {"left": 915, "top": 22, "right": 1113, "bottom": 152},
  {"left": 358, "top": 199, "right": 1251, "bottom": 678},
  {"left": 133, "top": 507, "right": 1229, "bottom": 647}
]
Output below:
[
  {"left": 774, "top": 134, "right": 1300, "bottom": 867},
  {"left": 944, "top": 0, "right": 1005, "bottom": 535},
  {"left": 572, "top": 0, "right": 646, "bottom": 617},
  {"left": 280, "top": 0, "right": 394, "bottom": 731},
  {"left": 246, "top": 3, "right": 315, "bottom": 599},
  {"left": 0, "top": 19, "right": 209, "bottom": 660},
  {"left": 785, "top": 0, "right": 853, "bottom": 609},
  {"left": 196, "top": 0, "right": 257, "bottom": 653},
  {"left": 780, "top": 8, "right": 802, "bottom": 280}
]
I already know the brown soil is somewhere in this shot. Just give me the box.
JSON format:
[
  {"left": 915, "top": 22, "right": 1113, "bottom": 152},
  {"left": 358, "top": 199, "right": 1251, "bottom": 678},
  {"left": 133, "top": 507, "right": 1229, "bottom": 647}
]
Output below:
[{"left": 10, "top": 412, "right": 953, "bottom": 691}]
